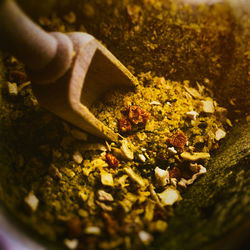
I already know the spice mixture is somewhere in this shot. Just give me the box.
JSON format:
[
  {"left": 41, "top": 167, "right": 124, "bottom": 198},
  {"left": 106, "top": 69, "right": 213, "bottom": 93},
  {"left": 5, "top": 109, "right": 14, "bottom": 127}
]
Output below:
[
  {"left": 0, "top": 64, "right": 231, "bottom": 249},
  {"left": 0, "top": 1, "right": 245, "bottom": 249}
]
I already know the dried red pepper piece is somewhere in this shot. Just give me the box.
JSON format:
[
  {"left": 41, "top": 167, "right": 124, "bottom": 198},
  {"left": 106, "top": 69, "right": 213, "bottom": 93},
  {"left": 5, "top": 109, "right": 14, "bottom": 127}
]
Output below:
[
  {"left": 105, "top": 153, "right": 119, "bottom": 168},
  {"left": 169, "top": 166, "right": 181, "bottom": 179},
  {"left": 119, "top": 118, "right": 132, "bottom": 133},
  {"left": 167, "top": 131, "right": 187, "bottom": 149},
  {"left": 128, "top": 105, "right": 149, "bottom": 125}
]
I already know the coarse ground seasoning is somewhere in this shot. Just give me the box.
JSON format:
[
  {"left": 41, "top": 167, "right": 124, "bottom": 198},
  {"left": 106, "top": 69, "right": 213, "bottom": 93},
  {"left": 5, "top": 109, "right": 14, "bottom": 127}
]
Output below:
[
  {"left": 0, "top": 59, "right": 230, "bottom": 249},
  {"left": 0, "top": 0, "right": 249, "bottom": 249}
]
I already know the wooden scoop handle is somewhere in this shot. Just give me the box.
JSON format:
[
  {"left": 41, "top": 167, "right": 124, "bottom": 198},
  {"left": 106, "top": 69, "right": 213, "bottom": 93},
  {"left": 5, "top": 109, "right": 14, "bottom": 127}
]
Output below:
[{"left": 0, "top": 0, "right": 74, "bottom": 84}]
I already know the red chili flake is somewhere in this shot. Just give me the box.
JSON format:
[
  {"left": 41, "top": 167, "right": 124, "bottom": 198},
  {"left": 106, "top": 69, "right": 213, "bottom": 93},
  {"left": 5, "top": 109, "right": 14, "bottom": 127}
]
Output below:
[
  {"left": 105, "top": 153, "right": 119, "bottom": 168},
  {"left": 169, "top": 166, "right": 181, "bottom": 179},
  {"left": 167, "top": 131, "right": 187, "bottom": 149},
  {"left": 119, "top": 118, "right": 132, "bottom": 133},
  {"left": 128, "top": 105, "right": 150, "bottom": 125},
  {"left": 10, "top": 70, "right": 28, "bottom": 83}
]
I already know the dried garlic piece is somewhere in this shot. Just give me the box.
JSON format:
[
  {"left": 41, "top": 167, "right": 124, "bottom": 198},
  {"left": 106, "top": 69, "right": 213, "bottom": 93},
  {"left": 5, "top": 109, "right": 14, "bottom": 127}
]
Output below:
[
  {"left": 97, "top": 190, "right": 114, "bottom": 202},
  {"left": 154, "top": 167, "right": 169, "bottom": 186},
  {"left": 178, "top": 165, "right": 207, "bottom": 188},
  {"left": 200, "top": 99, "right": 215, "bottom": 113},
  {"left": 157, "top": 186, "right": 182, "bottom": 206},
  {"left": 96, "top": 201, "right": 113, "bottom": 211},
  {"left": 24, "top": 191, "right": 39, "bottom": 212},
  {"left": 101, "top": 171, "right": 114, "bottom": 186},
  {"left": 168, "top": 147, "right": 177, "bottom": 154},
  {"left": 215, "top": 128, "right": 226, "bottom": 141},
  {"left": 138, "top": 153, "right": 146, "bottom": 162},
  {"left": 150, "top": 101, "right": 161, "bottom": 105},
  {"left": 138, "top": 231, "right": 153, "bottom": 245},
  {"left": 64, "top": 238, "right": 79, "bottom": 250},
  {"left": 7, "top": 82, "right": 18, "bottom": 96},
  {"left": 85, "top": 226, "right": 101, "bottom": 235},
  {"left": 180, "top": 152, "right": 210, "bottom": 161},
  {"left": 186, "top": 111, "right": 199, "bottom": 120},
  {"left": 184, "top": 86, "right": 203, "bottom": 99},
  {"left": 124, "top": 167, "right": 147, "bottom": 187},
  {"left": 72, "top": 151, "right": 83, "bottom": 164},
  {"left": 120, "top": 139, "right": 134, "bottom": 160}
]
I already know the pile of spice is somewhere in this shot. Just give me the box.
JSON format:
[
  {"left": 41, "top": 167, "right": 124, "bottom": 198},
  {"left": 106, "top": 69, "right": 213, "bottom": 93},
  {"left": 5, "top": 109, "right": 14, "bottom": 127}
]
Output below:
[
  {"left": 0, "top": 56, "right": 231, "bottom": 249},
  {"left": 0, "top": 5, "right": 236, "bottom": 250}
]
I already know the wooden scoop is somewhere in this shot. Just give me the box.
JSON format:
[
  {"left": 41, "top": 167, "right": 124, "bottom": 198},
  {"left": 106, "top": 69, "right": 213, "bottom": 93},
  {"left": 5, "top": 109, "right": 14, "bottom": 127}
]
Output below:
[{"left": 0, "top": 0, "right": 137, "bottom": 141}]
